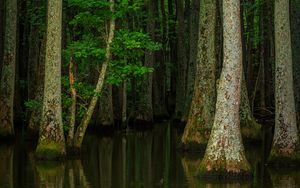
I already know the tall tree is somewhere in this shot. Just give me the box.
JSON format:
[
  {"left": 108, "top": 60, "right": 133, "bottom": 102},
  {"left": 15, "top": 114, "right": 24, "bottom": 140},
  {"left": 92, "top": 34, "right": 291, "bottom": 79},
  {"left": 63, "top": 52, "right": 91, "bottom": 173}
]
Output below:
[
  {"left": 35, "top": 0, "right": 66, "bottom": 159},
  {"left": 198, "top": 0, "right": 251, "bottom": 177},
  {"left": 181, "top": 0, "right": 217, "bottom": 149},
  {"left": 73, "top": 0, "right": 116, "bottom": 150},
  {"left": 175, "top": 0, "right": 187, "bottom": 118},
  {"left": 0, "top": 0, "right": 17, "bottom": 138},
  {"left": 291, "top": 0, "right": 300, "bottom": 123},
  {"left": 268, "top": 0, "right": 300, "bottom": 163}
]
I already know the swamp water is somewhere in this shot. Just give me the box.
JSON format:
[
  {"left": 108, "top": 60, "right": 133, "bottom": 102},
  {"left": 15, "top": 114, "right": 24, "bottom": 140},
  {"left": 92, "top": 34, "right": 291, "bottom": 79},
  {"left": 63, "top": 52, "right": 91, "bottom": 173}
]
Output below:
[{"left": 0, "top": 123, "right": 300, "bottom": 188}]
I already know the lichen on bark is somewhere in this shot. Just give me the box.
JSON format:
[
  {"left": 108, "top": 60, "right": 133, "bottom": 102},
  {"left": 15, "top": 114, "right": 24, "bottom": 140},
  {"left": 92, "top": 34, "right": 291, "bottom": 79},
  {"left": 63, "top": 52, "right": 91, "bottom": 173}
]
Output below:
[{"left": 197, "top": 0, "right": 251, "bottom": 178}]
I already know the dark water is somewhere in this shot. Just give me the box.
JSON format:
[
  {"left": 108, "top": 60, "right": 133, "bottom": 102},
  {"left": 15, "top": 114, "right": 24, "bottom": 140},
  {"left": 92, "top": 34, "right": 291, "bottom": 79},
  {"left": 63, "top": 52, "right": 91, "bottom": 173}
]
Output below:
[{"left": 0, "top": 123, "right": 300, "bottom": 188}]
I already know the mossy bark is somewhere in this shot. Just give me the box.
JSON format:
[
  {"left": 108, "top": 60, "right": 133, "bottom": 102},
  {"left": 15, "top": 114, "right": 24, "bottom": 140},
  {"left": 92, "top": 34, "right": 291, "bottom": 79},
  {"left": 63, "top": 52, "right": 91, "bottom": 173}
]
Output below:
[
  {"left": 268, "top": 0, "right": 300, "bottom": 165},
  {"left": 181, "top": 0, "right": 217, "bottom": 149},
  {"left": 0, "top": 145, "right": 13, "bottom": 187},
  {"left": 0, "top": 0, "right": 4, "bottom": 74},
  {"left": 198, "top": 0, "right": 251, "bottom": 178},
  {"left": 35, "top": 0, "right": 66, "bottom": 160},
  {"left": 0, "top": 0, "right": 17, "bottom": 138}
]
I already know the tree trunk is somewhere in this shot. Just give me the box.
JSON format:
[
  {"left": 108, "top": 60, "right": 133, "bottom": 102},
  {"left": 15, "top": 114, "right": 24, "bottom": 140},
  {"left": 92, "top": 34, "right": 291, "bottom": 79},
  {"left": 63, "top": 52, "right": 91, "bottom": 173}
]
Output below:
[
  {"left": 73, "top": 0, "right": 115, "bottom": 150},
  {"left": 183, "top": 0, "right": 200, "bottom": 121},
  {"left": 269, "top": 0, "right": 300, "bottom": 163},
  {"left": 135, "top": 0, "right": 155, "bottom": 122},
  {"left": 198, "top": 0, "right": 251, "bottom": 177},
  {"left": 181, "top": 0, "right": 217, "bottom": 149},
  {"left": 36, "top": 162, "right": 65, "bottom": 187},
  {"left": 0, "top": 0, "right": 17, "bottom": 138},
  {"left": 35, "top": 0, "right": 66, "bottom": 160},
  {"left": 27, "top": 36, "right": 46, "bottom": 136},
  {"left": 0, "top": 0, "right": 5, "bottom": 76},
  {"left": 97, "top": 83, "right": 114, "bottom": 126},
  {"left": 175, "top": 0, "right": 187, "bottom": 119},
  {"left": 291, "top": 0, "right": 300, "bottom": 124}
]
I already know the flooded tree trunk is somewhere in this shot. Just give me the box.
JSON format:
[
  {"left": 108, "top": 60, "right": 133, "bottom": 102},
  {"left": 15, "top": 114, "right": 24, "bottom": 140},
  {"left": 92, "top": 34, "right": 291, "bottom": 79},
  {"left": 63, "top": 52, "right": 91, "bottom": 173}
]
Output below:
[
  {"left": 0, "top": 0, "right": 17, "bottom": 138},
  {"left": 35, "top": 0, "right": 66, "bottom": 160},
  {"left": 97, "top": 83, "right": 114, "bottom": 126},
  {"left": 135, "top": 0, "right": 155, "bottom": 123},
  {"left": 0, "top": 145, "right": 14, "bottom": 188},
  {"left": 175, "top": 0, "right": 187, "bottom": 119},
  {"left": 198, "top": 0, "right": 251, "bottom": 177},
  {"left": 269, "top": 0, "right": 300, "bottom": 164},
  {"left": 240, "top": 74, "right": 261, "bottom": 140},
  {"left": 181, "top": 0, "right": 217, "bottom": 149},
  {"left": 27, "top": 36, "right": 46, "bottom": 136},
  {"left": 73, "top": 0, "right": 115, "bottom": 150},
  {"left": 36, "top": 162, "right": 65, "bottom": 187},
  {"left": 183, "top": 0, "right": 200, "bottom": 121},
  {"left": 291, "top": 0, "right": 300, "bottom": 123}
]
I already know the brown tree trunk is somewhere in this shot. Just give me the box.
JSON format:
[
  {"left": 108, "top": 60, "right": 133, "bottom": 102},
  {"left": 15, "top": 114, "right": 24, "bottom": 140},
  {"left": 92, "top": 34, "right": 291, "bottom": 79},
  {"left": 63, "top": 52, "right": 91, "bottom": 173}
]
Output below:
[
  {"left": 0, "top": 0, "right": 17, "bottom": 138},
  {"left": 198, "top": 0, "right": 251, "bottom": 177},
  {"left": 175, "top": 0, "right": 187, "bottom": 119},
  {"left": 35, "top": 0, "right": 66, "bottom": 160},
  {"left": 181, "top": 0, "right": 217, "bottom": 149},
  {"left": 269, "top": 0, "right": 300, "bottom": 164},
  {"left": 0, "top": 0, "right": 4, "bottom": 75},
  {"left": 291, "top": 0, "right": 300, "bottom": 124},
  {"left": 97, "top": 83, "right": 114, "bottom": 126},
  {"left": 27, "top": 36, "right": 46, "bottom": 136}
]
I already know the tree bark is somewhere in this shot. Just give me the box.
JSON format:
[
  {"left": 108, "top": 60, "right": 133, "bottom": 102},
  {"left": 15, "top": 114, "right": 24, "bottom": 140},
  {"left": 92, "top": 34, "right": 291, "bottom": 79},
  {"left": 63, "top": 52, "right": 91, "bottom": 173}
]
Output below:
[
  {"left": 269, "top": 0, "right": 300, "bottom": 163},
  {"left": 291, "top": 0, "right": 300, "bottom": 124},
  {"left": 73, "top": 0, "right": 115, "bottom": 150},
  {"left": 198, "top": 0, "right": 251, "bottom": 177},
  {"left": 35, "top": 0, "right": 66, "bottom": 160},
  {"left": 181, "top": 0, "right": 217, "bottom": 149},
  {"left": 97, "top": 83, "right": 114, "bottom": 126},
  {"left": 0, "top": 0, "right": 5, "bottom": 76},
  {"left": 0, "top": 0, "right": 17, "bottom": 138}
]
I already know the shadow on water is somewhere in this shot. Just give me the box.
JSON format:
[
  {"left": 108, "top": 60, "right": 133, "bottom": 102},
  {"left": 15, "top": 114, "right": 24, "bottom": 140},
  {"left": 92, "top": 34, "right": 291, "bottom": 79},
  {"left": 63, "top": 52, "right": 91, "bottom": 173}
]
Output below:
[{"left": 0, "top": 122, "right": 300, "bottom": 187}]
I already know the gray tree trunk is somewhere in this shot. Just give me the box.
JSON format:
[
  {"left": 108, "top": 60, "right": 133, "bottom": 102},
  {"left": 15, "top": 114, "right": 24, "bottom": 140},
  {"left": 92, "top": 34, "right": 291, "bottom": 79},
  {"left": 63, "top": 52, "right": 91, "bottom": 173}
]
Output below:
[
  {"left": 181, "top": 0, "right": 217, "bottom": 149},
  {"left": 198, "top": 0, "right": 251, "bottom": 177},
  {"left": 35, "top": 0, "right": 66, "bottom": 160},
  {"left": 269, "top": 0, "right": 300, "bottom": 163},
  {"left": 0, "top": 0, "right": 17, "bottom": 138}
]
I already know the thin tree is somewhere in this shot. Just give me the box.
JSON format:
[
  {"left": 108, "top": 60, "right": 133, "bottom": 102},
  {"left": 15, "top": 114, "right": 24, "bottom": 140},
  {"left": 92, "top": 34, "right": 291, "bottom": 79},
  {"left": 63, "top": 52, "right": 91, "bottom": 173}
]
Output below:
[
  {"left": 72, "top": 0, "right": 116, "bottom": 151},
  {"left": 268, "top": 0, "right": 300, "bottom": 163},
  {"left": 198, "top": 0, "right": 251, "bottom": 177},
  {"left": 35, "top": 0, "right": 66, "bottom": 159},
  {"left": 0, "top": 0, "right": 17, "bottom": 138}
]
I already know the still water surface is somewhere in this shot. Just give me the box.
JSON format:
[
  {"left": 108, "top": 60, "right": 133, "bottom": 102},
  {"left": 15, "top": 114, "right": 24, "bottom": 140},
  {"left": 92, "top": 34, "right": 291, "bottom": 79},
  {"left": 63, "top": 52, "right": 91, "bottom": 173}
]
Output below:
[{"left": 0, "top": 123, "right": 300, "bottom": 188}]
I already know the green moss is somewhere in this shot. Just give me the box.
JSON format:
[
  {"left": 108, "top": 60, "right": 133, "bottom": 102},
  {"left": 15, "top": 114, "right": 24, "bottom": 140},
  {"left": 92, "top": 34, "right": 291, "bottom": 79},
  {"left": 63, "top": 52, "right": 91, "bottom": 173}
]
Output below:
[
  {"left": 35, "top": 141, "right": 66, "bottom": 160},
  {"left": 197, "top": 158, "right": 252, "bottom": 180},
  {"left": 241, "top": 118, "right": 261, "bottom": 141},
  {"left": 268, "top": 148, "right": 300, "bottom": 167}
]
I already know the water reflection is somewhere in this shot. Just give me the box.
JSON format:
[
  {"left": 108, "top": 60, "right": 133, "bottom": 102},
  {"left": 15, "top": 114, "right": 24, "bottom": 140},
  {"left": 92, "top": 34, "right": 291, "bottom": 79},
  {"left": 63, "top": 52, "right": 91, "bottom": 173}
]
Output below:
[{"left": 0, "top": 123, "right": 300, "bottom": 187}]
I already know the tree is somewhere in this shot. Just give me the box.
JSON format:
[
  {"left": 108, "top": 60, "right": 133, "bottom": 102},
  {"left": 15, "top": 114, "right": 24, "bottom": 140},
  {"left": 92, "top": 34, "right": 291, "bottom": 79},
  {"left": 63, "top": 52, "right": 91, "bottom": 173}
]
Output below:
[
  {"left": 0, "top": 0, "right": 17, "bottom": 138},
  {"left": 198, "top": 0, "right": 251, "bottom": 177},
  {"left": 181, "top": 0, "right": 217, "bottom": 149},
  {"left": 72, "top": 0, "right": 116, "bottom": 151},
  {"left": 35, "top": 0, "right": 66, "bottom": 160},
  {"left": 268, "top": 0, "right": 300, "bottom": 164}
]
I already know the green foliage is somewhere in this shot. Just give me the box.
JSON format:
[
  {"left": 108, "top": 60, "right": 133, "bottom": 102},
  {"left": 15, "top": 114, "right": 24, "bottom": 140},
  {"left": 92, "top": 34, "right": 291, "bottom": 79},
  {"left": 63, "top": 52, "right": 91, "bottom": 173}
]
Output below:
[{"left": 24, "top": 99, "right": 42, "bottom": 111}]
